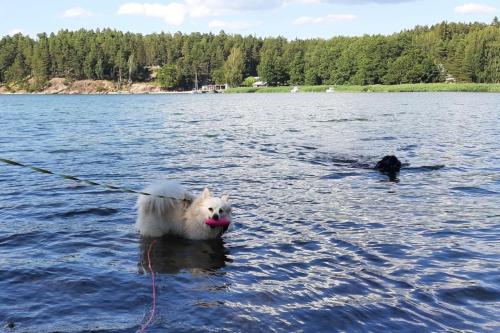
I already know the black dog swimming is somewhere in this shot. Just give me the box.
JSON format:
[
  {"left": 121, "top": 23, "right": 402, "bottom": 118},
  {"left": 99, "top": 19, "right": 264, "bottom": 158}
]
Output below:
[
  {"left": 374, "top": 155, "right": 402, "bottom": 181},
  {"left": 316, "top": 151, "right": 443, "bottom": 182},
  {"left": 375, "top": 155, "right": 402, "bottom": 174}
]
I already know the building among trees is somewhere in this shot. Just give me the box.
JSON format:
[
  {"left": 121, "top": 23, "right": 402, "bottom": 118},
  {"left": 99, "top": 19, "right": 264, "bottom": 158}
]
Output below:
[{"left": 1, "top": 18, "right": 499, "bottom": 91}]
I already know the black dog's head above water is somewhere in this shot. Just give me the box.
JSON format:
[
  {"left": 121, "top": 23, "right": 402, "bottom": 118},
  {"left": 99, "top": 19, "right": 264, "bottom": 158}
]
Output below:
[
  {"left": 375, "top": 155, "right": 402, "bottom": 173},
  {"left": 374, "top": 155, "right": 402, "bottom": 181}
]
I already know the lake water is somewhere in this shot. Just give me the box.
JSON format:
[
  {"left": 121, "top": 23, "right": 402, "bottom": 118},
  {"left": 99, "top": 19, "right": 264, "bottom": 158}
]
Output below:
[{"left": 0, "top": 93, "right": 499, "bottom": 332}]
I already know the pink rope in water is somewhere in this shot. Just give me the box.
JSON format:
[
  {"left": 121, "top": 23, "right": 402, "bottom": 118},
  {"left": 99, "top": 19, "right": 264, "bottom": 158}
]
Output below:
[{"left": 140, "top": 239, "right": 157, "bottom": 333}]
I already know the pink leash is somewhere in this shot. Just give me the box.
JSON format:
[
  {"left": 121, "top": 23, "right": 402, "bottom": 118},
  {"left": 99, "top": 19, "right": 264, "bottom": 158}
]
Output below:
[{"left": 140, "top": 239, "right": 157, "bottom": 333}]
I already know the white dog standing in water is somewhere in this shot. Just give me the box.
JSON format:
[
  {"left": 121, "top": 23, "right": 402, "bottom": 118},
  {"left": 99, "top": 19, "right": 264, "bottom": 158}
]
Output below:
[{"left": 136, "top": 181, "right": 232, "bottom": 240}]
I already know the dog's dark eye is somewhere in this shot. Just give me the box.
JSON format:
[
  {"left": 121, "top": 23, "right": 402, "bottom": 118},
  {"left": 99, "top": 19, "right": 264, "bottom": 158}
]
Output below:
[
  {"left": 208, "top": 207, "right": 213, "bottom": 212},
  {"left": 219, "top": 208, "right": 224, "bottom": 214}
]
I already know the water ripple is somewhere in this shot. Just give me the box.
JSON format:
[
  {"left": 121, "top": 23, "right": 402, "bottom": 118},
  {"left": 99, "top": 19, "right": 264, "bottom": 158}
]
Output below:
[{"left": 0, "top": 93, "right": 499, "bottom": 332}]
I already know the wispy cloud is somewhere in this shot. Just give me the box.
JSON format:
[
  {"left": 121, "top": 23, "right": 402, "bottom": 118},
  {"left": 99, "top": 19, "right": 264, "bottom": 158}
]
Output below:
[
  {"left": 8, "top": 28, "right": 24, "bottom": 36},
  {"left": 208, "top": 19, "right": 262, "bottom": 31},
  {"left": 187, "top": 0, "right": 282, "bottom": 17},
  {"left": 117, "top": 1, "right": 282, "bottom": 26},
  {"left": 118, "top": 1, "right": 282, "bottom": 23},
  {"left": 115, "top": 0, "right": 414, "bottom": 28},
  {"left": 62, "top": 7, "right": 93, "bottom": 18},
  {"left": 454, "top": 3, "right": 497, "bottom": 14},
  {"left": 294, "top": 14, "right": 357, "bottom": 25},
  {"left": 117, "top": 2, "right": 186, "bottom": 25}
]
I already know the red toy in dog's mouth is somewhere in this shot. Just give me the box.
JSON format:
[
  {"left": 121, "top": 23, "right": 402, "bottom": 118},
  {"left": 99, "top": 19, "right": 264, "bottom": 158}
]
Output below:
[{"left": 205, "top": 217, "right": 231, "bottom": 228}]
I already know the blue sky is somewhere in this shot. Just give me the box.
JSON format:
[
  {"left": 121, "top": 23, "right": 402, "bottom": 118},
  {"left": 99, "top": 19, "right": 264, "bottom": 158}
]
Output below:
[{"left": 1, "top": 1, "right": 498, "bottom": 39}]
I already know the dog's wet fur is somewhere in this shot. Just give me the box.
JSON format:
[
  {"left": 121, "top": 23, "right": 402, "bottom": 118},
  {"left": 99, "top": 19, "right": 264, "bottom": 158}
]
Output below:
[
  {"left": 136, "top": 181, "right": 232, "bottom": 240},
  {"left": 374, "top": 155, "right": 402, "bottom": 181},
  {"left": 375, "top": 155, "right": 402, "bottom": 173}
]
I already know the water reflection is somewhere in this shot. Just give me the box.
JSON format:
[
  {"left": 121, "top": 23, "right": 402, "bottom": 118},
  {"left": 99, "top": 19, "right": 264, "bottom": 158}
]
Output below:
[
  {"left": 139, "top": 236, "right": 230, "bottom": 274},
  {"left": 2, "top": 93, "right": 499, "bottom": 332}
]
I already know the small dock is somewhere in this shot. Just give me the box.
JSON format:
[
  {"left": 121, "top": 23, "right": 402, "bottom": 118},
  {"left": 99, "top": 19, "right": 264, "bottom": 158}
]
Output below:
[{"left": 201, "top": 84, "right": 228, "bottom": 93}]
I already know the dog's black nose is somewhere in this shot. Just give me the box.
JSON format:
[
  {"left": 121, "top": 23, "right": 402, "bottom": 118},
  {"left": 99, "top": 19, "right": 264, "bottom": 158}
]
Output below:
[{"left": 213, "top": 214, "right": 219, "bottom": 220}]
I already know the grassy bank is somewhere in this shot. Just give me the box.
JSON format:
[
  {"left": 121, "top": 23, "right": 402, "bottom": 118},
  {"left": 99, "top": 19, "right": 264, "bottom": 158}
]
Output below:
[
  {"left": 225, "top": 83, "right": 500, "bottom": 93},
  {"left": 2, "top": 82, "right": 499, "bottom": 94}
]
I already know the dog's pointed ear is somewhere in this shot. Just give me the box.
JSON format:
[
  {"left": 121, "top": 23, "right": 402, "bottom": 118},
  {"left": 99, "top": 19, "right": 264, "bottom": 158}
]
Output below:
[
  {"left": 221, "top": 194, "right": 229, "bottom": 202},
  {"left": 201, "top": 187, "right": 212, "bottom": 199}
]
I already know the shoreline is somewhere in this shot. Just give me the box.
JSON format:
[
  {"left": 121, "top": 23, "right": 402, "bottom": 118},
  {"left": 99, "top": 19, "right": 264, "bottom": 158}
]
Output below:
[
  {"left": 0, "top": 78, "right": 186, "bottom": 95},
  {"left": 0, "top": 90, "right": 194, "bottom": 95},
  {"left": 1, "top": 81, "right": 499, "bottom": 95},
  {"left": 226, "top": 83, "right": 500, "bottom": 93}
]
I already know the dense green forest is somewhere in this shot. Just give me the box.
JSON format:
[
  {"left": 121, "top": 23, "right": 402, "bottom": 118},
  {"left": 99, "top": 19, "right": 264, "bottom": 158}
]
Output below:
[{"left": 0, "top": 18, "right": 499, "bottom": 90}]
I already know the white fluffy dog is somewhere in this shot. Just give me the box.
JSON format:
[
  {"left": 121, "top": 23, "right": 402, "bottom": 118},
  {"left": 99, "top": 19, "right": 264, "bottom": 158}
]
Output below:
[{"left": 136, "top": 181, "right": 232, "bottom": 240}]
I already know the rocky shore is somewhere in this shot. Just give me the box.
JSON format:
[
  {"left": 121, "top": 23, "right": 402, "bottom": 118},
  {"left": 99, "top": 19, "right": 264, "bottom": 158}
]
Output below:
[{"left": 0, "top": 78, "right": 176, "bottom": 94}]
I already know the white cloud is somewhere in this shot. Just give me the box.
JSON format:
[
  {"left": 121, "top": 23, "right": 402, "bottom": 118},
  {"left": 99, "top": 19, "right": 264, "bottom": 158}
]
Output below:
[
  {"left": 118, "top": 0, "right": 407, "bottom": 28},
  {"left": 455, "top": 3, "right": 497, "bottom": 14},
  {"left": 118, "top": 2, "right": 186, "bottom": 25},
  {"left": 208, "top": 19, "right": 262, "bottom": 31},
  {"left": 118, "top": 1, "right": 282, "bottom": 24},
  {"left": 294, "top": 14, "right": 357, "bottom": 25},
  {"left": 62, "top": 7, "right": 93, "bottom": 18},
  {"left": 8, "top": 28, "right": 24, "bottom": 36},
  {"left": 187, "top": 0, "right": 282, "bottom": 17}
]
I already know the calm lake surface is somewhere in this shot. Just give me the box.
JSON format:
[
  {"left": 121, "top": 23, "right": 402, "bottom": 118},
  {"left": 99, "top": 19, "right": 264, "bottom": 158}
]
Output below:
[{"left": 0, "top": 93, "right": 499, "bottom": 332}]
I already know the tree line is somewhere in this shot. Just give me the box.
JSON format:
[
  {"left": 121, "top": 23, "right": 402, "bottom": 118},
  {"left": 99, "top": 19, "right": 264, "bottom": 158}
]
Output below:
[{"left": 0, "top": 18, "right": 498, "bottom": 90}]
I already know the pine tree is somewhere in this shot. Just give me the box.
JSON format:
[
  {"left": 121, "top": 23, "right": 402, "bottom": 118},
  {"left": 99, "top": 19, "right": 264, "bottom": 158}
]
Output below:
[
  {"left": 5, "top": 52, "right": 28, "bottom": 83},
  {"left": 95, "top": 48, "right": 105, "bottom": 80},
  {"left": 31, "top": 33, "right": 50, "bottom": 89},
  {"left": 83, "top": 46, "right": 97, "bottom": 79},
  {"left": 257, "top": 38, "right": 289, "bottom": 86},
  {"left": 157, "top": 63, "right": 180, "bottom": 89},
  {"left": 0, "top": 24, "right": 499, "bottom": 88},
  {"left": 115, "top": 49, "right": 127, "bottom": 84}
]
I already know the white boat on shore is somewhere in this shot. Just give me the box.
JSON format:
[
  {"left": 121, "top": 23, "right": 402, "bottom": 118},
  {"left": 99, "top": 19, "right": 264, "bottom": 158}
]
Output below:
[
  {"left": 326, "top": 87, "right": 335, "bottom": 93},
  {"left": 291, "top": 86, "right": 299, "bottom": 93}
]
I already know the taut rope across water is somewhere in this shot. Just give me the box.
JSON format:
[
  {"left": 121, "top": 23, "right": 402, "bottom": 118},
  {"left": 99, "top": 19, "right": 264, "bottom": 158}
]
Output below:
[{"left": 0, "top": 157, "right": 190, "bottom": 202}]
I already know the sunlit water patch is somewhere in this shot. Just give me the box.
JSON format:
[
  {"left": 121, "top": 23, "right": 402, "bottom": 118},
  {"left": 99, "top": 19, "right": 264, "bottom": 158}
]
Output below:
[{"left": 1, "top": 93, "right": 499, "bottom": 332}]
